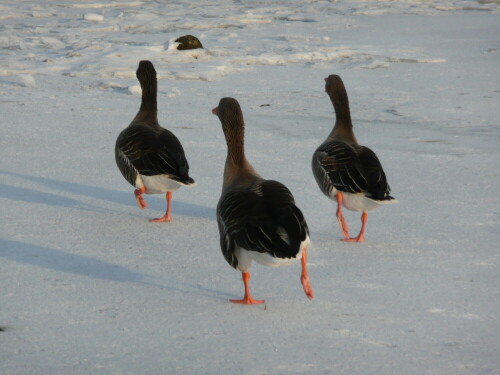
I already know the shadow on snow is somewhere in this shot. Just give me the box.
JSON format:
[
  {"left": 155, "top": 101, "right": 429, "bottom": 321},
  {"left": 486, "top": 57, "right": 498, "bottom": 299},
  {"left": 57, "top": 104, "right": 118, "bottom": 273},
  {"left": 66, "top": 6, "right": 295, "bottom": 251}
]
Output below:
[
  {"left": 0, "top": 170, "right": 215, "bottom": 220},
  {"left": 0, "top": 239, "right": 232, "bottom": 301}
]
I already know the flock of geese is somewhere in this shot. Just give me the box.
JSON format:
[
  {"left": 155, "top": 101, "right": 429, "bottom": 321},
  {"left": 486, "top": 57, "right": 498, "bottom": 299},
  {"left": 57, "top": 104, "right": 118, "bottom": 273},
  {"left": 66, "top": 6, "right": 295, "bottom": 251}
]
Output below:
[{"left": 115, "top": 60, "right": 397, "bottom": 305}]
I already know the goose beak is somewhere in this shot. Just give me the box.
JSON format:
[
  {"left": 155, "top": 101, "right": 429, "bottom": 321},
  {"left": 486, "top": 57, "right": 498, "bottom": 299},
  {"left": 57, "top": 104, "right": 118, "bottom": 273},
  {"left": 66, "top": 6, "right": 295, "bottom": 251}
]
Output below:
[
  {"left": 211, "top": 107, "right": 218, "bottom": 115},
  {"left": 324, "top": 77, "right": 328, "bottom": 82}
]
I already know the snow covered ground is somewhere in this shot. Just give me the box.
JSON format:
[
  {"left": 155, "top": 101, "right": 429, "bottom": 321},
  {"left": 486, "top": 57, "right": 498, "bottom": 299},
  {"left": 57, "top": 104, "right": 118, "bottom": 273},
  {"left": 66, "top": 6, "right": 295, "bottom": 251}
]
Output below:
[{"left": 1, "top": 1, "right": 499, "bottom": 374}]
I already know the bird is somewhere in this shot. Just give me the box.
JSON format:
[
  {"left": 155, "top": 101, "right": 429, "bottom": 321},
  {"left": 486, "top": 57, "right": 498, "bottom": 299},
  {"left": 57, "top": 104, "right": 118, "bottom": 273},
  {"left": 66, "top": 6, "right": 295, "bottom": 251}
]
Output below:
[
  {"left": 115, "top": 60, "right": 195, "bottom": 222},
  {"left": 311, "top": 74, "right": 397, "bottom": 242},
  {"left": 212, "top": 97, "right": 314, "bottom": 304}
]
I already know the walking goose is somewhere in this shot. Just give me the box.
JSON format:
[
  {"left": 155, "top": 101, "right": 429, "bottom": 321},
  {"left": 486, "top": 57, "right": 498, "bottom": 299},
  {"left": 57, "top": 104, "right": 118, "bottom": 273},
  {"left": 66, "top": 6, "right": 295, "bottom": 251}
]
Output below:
[
  {"left": 213, "top": 97, "right": 314, "bottom": 304},
  {"left": 312, "top": 75, "right": 397, "bottom": 242},
  {"left": 115, "top": 60, "right": 195, "bottom": 222}
]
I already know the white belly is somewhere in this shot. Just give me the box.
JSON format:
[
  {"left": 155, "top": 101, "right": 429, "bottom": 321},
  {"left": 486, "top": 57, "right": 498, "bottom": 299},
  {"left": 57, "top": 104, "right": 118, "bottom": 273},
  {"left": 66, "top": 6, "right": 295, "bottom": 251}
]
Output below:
[
  {"left": 136, "top": 174, "right": 182, "bottom": 194},
  {"left": 235, "top": 235, "right": 311, "bottom": 272},
  {"left": 328, "top": 188, "right": 384, "bottom": 212}
]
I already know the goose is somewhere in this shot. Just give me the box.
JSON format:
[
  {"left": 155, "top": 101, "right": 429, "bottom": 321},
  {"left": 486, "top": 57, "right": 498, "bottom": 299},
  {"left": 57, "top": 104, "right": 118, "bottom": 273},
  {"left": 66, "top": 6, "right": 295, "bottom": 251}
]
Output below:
[
  {"left": 212, "top": 97, "right": 314, "bottom": 304},
  {"left": 115, "top": 60, "right": 195, "bottom": 222},
  {"left": 312, "top": 75, "right": 397, "bottom": 242}
]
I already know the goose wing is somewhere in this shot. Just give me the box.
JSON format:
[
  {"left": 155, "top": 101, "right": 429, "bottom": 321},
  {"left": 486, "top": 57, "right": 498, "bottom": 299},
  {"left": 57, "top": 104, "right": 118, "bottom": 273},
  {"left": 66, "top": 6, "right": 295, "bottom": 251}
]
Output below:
[
  {"left": 217, "top": 180, "right": 309, "bottom": 269},
  {"left": 314, "top": 141, "right": 392, "bottom": 200},
  {"left": 314, "top": 141, "right": 369, "bottom": 194},
  {"left": 354, "top": 145, "right": 392, "bottom": 200},
  {"left": 116, "top": 125, "right": 192, "bottom": 184}
]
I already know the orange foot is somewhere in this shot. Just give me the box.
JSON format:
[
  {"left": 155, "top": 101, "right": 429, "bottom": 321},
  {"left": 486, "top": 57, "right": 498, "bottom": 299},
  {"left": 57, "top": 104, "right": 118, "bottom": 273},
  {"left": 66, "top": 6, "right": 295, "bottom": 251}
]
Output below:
[
  {"left": 134, "top": 187, "right": 148, "bottom": 210},
  {"left": 341, "top": 235, "right": 365, "bottom": 243},
  {"left": 149, "top": 216, "right": 172, "bottom": 223},
  {"left": 230, "top": 296, "right": 265, "bottom": 305},
  {"left": 231, "top": 272, "right": 264, "bottom": 304},
  {"left": 336, "top": 192, "right": 350, "bottom": 239},
  {"left": 149, "top": 192, "right": 172, "bottom": 222},
  {"left": 300, "top": 249, "right": 314, "bottom": 300},
  {"left": 301, "top": 275, "right": 314, "bottom": 300},
  {"left": 337, "top": 215, "right": 350, "bottom": 239},
  {"left": 341, "top": 212, "right": 367, "bottom": 243}
]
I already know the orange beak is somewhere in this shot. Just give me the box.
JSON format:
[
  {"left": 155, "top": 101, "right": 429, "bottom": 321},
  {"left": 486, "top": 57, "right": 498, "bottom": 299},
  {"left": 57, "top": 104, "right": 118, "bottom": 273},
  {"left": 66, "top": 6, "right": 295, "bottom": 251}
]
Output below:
[{"left": 211, "top": 107, "right": 218, "bottom": 115}]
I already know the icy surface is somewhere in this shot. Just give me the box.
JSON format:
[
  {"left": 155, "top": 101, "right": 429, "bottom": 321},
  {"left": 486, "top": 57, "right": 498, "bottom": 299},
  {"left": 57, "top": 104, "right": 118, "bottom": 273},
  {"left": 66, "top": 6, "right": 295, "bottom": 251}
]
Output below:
[{"left": 1, "top": 1, "right": 499, "bottom": 374}]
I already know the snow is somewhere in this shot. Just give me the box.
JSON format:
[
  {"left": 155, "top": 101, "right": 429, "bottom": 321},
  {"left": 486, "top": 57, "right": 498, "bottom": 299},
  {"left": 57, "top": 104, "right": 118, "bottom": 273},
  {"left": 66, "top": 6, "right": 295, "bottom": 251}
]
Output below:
[
  {"left": 1, "top": 1, "right": 499, "bottom": 374},
  {"left": 83, "top": 13, "right": 105, "bottom": 22},
  {"left": 17, "top": 74, "right": 36, "bottom": 88}
]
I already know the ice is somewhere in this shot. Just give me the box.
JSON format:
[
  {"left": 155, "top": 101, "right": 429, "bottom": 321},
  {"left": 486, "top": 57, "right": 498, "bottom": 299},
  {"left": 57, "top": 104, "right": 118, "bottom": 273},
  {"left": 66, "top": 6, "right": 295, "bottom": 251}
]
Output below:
[
  {"left": 83, "top": 13, "right": 105, "bottom": 22},
  {"left": 0, "top": 1, "right": 499, "bottom": 374}
]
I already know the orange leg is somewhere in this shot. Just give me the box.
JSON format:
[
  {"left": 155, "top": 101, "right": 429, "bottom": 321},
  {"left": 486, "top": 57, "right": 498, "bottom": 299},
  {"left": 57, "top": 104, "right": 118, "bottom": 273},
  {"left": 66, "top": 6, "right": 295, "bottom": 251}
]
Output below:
[
  {"left": 336, "top": 192, "right": 349, "bottom": 239},
  {"left": 230, "top": 271, "right": 265, "bottom": 305},
  {"left": 300, "top": 248, "right": 314, "bottom": 300},
  {"left": 342, "top": 211, "right": 367, "bottom": 243},
  {"left": 150, "top": 192, "right": 173, "bottom": 223},
  {"left": 134, "top": 186, "right": 148, "bottom": 209}
]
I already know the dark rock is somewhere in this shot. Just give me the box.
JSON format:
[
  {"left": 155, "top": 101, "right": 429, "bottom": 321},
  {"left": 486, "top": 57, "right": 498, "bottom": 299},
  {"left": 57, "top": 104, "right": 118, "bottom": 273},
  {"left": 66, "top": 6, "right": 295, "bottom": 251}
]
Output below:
[{"left": 174, "top": 35, "right": 203, "bottom": 50}]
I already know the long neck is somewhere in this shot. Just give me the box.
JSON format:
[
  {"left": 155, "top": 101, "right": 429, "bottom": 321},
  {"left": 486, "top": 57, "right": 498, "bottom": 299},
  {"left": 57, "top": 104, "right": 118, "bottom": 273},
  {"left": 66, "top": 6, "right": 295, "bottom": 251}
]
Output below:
[
  {"left": 328, "top": 80, "right": 351, "bottom": 126},
  {"left": 327, "top": 81, "right": 357, "bottom": 144},
  {"left": 134, "top": 71, "right": 158, "bottom": 124},
  {"left": 221, "top": 118, "right": 261, "bottom": 187},
  {"left": 223, "top": 118, "right": 246, "bottom": 167}
]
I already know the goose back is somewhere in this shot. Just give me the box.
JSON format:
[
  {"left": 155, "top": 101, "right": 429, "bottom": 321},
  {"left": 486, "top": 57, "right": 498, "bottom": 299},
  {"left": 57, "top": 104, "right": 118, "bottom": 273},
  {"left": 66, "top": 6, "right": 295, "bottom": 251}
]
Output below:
[
  {"left": 217, "top": 179, "right": 309, "bottom": 269},
  {"left": 313, "top": 141, "right": 393, "bottom": 201},
  {"left": 115, "top": 124, "right": 193, "bottom": 186}
]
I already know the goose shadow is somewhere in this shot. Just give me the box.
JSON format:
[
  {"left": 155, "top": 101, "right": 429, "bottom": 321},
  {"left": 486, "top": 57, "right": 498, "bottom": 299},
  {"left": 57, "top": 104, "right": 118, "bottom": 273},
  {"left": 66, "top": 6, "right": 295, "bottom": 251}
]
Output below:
[
  {"left": 0, "top": 170, "right": 215, "bottom": 220},
  {"left": 0, "top": 239, "right": 154, "bottom": 284},
  {"left": 0, "top": 183, "right": 105, "bottom": 212},
  {"left": 0, "top": 239, "right": 231, "bottom": 301}
]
